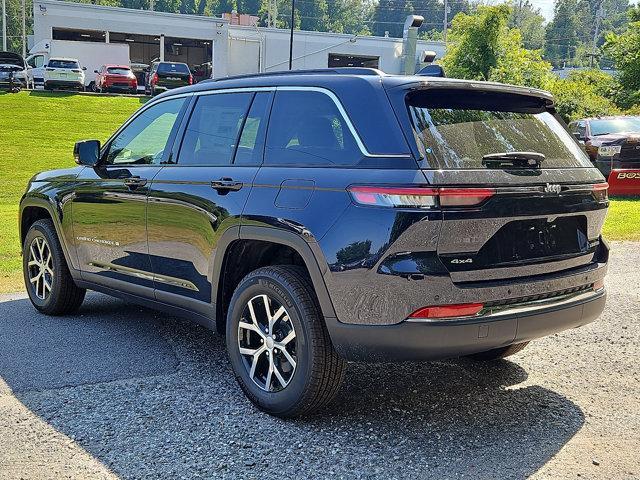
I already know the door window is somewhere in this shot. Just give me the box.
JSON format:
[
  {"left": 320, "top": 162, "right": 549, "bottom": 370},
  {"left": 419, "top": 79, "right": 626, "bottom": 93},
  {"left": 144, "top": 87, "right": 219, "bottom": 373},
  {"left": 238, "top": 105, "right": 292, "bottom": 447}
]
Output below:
[
  {"left": 104, "top": 97, "right": 187, "bottom": 165},
  {"left": 264, "top": 90, "right": 361, "bottom": 166},
  {"left": 28, "top": 55, "right": 44, "bottom": 68},
  {"left": 178, "top": 92, "right": 253, "bottom": 166},
  {"left": 235, "top": 92, "right": 272, "bottom": 165}
]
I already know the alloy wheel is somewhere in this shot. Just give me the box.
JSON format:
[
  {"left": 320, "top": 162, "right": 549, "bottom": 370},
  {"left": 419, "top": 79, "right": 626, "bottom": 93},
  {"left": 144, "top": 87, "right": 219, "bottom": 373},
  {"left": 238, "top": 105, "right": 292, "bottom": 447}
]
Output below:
[
  {"left": 27, "top": 236, "right": 53, "bottom": 300},
  {"left": 238, "top": 294, "right": 297, "bottom": 392}
]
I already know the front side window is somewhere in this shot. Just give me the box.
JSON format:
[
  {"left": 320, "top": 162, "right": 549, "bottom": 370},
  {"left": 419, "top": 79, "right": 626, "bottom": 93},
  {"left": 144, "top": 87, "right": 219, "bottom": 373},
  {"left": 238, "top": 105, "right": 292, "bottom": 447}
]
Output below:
[
  {"left": 105, "top": 97, "right": 187, "bottom": 165},
  {"left": 407, "top": 89, "right": 591, "bottom": 169},
  {"left": 264, "top": 90, "right": 361, "bottom": 166},
  {"left": 28, "top": 55, "right": 44, "bottom": 68},
  {"left": 178, "top": 93, "right": 253, "bottom": 166}
]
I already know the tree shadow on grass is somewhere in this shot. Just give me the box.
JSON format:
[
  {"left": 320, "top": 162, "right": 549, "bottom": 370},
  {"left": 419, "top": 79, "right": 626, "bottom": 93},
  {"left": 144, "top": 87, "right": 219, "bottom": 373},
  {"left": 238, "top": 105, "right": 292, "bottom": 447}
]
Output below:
[{"left": 0, "top": 293, "right": 584, "bottom": 479}]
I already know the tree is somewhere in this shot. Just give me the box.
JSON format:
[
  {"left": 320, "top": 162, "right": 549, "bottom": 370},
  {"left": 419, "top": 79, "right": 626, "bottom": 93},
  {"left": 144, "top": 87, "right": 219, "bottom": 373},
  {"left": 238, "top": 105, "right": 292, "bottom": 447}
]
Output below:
[
  {"left": 604, "top": 7, "right": 640, "bottom": 107},
  {"left": 508, "top": 0, "right": 545, "bottom": 50},
  {"left": 544, "top": 0, "right": 591, "bottom": 67},
  {"left": 547, "top": 70, "right": 621, "bottom": 121}
]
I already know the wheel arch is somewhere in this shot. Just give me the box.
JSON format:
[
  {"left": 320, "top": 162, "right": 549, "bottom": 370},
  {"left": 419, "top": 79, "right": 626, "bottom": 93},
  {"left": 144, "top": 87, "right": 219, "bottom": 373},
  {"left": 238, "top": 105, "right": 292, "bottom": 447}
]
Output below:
[
  {"left": 19, "top": 197, "right": 76, "bottom": 274},
  {"left": 213, "top": 226, "right": 336, "bottom": 334}
]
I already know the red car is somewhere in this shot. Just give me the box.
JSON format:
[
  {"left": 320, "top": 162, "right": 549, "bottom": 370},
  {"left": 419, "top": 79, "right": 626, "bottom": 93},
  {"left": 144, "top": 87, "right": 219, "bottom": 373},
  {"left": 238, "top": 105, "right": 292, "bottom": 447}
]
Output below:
[{"left": 94, "top": 64, "right": 137, "bottom": 94}]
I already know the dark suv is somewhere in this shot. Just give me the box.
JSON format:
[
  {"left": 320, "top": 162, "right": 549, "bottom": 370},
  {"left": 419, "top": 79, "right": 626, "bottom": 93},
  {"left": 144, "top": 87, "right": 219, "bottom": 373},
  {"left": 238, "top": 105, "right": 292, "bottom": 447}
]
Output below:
[
  {"left": 146, "top": 61, "right": 193, "bottom": 96},
  {"left": 20, "top": 69, "right": 609, "bottom": 417}
]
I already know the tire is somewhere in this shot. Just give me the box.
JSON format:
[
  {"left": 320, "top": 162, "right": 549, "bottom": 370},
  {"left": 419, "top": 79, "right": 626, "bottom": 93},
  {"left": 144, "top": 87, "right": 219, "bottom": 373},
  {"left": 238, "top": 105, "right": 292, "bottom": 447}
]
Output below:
[
  {"left": 23, "top": 219, "right": 86, "bottom": 315},
  {"left": 226, "top": 265, "right": 346, "bottom": 418},
  {"left": 467, "top": 342, "right": 529, "bottom": 361}
]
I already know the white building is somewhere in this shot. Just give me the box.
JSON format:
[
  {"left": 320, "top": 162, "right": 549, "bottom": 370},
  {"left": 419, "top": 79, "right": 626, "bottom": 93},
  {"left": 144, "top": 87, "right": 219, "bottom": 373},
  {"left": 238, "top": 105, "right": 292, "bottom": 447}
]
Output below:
[{"left": 32, "top": 0, "right": 445, "bottom": 79}]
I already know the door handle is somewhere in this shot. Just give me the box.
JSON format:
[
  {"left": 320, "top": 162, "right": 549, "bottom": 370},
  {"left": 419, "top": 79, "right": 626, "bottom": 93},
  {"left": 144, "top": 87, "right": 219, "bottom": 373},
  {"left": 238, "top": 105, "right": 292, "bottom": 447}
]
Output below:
[
  {"left": 123, "top": 176, "right": 148, "bottom": 189},
  {"left": 211, "top": 177, "right": 243, "bottom": 193}
]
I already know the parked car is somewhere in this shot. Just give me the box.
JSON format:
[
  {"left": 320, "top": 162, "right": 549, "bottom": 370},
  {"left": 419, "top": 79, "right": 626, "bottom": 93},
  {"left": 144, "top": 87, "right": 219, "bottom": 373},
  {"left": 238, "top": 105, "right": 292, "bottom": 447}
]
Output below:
[
  {"left": 27, "top": 39, "right": 130, "bottom": 90},
  {"left": 130, "top": 62, "right": 149, "bottom": 93},
  {"left": 43, "top": 57, "right": 86, "bottom": 91},
  {"left": 568, "top": 116, "right": 640, "bottom": 177},
  {"left": 94, "top": 64, "right": 137, "bottom": 94},
  {"left": 145, "top": 61, "right": 192, "bottom": 96},
  {"left": 20, "top": 69, "right": 609, "bottom": 417},
  {"left": 0, "top": 51, "right": 29, "bottom": 90}
]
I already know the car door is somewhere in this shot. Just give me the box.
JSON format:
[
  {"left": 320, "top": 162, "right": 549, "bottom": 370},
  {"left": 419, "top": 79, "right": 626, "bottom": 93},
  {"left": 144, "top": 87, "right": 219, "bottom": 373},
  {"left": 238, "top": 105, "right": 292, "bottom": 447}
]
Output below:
[
  {"left": 146, "top": 90, "right": 272, "bottom": 313},
  {"left": 26, "top": 54, "right": 45, "bottom": 86},
  {"left": 71, "top": 96, "right": 190, "bottom": 297}
]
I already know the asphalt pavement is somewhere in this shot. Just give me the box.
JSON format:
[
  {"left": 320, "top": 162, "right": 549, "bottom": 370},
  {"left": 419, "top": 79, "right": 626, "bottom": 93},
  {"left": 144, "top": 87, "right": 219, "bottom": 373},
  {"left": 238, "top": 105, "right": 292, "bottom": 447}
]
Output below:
[{"left": 0, "top": 241, "right": 638, "bottom": 479}]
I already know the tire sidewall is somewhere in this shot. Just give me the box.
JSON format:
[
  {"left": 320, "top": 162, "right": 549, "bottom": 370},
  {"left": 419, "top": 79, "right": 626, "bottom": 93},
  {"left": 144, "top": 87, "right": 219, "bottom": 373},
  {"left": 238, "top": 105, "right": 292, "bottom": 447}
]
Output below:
[
  {"left": 226, "top": 271, "right": 314, "bottom": 415},
  {"left": 23, "top": 221, "right": 64, "bottom": 311}
]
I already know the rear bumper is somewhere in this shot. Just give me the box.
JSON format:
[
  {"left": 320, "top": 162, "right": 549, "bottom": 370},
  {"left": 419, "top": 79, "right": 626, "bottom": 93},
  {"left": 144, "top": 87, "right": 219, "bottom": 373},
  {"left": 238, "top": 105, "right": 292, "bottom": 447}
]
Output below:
[
  {"left": 326, "top": 289, "right": 606, "bottom": 362},
  {"left": 45, "top": 80, "right": 83, "bottom": 89}
]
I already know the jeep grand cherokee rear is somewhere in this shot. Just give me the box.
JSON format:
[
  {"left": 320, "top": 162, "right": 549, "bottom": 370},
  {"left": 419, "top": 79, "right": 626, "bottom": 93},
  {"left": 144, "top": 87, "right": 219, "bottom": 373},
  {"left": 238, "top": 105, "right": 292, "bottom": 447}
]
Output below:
[{"left": 322, "top": 78, "right": 608, "bottom": 362}]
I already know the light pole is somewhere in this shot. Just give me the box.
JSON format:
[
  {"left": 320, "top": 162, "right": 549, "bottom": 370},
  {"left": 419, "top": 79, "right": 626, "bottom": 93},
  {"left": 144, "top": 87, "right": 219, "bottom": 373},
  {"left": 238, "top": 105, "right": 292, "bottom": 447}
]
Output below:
[
  {"left": 443, "top": 0, "right": 448, "bottom": 45},
  {"left": 2, "top": 0, "right": 7, "bottom": 51},
  {"left": 288, "top": 0, "right": 295, "bottom": 70},
  {"left": 22, "top": 0, "right": 26, "bottom": 58}
]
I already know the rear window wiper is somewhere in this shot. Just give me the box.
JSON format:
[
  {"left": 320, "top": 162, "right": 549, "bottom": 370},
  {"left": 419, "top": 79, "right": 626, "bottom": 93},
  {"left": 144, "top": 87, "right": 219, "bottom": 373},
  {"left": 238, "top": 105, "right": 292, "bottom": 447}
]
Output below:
[{"left": 482, "top": 151, "right": 546, "bottom": 168}]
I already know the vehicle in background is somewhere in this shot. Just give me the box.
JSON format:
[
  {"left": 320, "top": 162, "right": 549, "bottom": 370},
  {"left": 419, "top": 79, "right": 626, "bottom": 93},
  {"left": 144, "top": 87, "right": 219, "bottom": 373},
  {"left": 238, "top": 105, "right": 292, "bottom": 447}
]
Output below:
[
  {"left": 27, "top": 39, "right": 130, "bottom": 89},
  {"left": 0, "top": 51, "right": 30, "bottom": 90},
  {"left": 130, "top": 63, "right": 149, "bottom": 93},
  {"left": 145, "top": 61, "right": 192, "bottom": 96},
  {"left": 94, "top": 64, "right": 137, "bottom": 94},
  {"left": 569, "top": 116, "right": 640, "bottom": 177},
  {"left": 44, "top": 58, "right": 86, "bottom": 91},
  {"left": 191, "top": 62, "right": 212, "bottom": 83}
]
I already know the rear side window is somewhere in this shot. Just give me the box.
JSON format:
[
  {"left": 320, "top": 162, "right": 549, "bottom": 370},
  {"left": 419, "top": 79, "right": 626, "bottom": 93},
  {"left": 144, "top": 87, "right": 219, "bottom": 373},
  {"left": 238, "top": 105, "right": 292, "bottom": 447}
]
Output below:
[
  {"left": 158, "top": 63, "right": 190, "bottom": 75},
  {"left": 264, "top": 90, "right": 361, "bottom": 166},
  {"left": 407, "top": 89, "right": 591, "bottom": 169},
  {"left": 178, "top": 93, "right": 253, "bottom": 166}
]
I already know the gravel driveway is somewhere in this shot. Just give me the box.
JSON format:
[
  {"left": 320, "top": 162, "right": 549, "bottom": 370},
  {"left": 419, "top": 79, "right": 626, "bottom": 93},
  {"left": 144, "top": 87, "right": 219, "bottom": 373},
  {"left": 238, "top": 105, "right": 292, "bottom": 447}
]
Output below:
[{"left": 0, "top": 241, "right": 638, "bottom": 479}]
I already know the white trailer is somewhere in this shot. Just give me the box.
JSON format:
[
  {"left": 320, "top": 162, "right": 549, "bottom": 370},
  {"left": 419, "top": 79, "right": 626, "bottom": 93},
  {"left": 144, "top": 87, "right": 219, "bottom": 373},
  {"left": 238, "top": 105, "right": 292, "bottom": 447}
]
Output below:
[{"left": 26, "top": 39, "right": 130, "bottom": 88}]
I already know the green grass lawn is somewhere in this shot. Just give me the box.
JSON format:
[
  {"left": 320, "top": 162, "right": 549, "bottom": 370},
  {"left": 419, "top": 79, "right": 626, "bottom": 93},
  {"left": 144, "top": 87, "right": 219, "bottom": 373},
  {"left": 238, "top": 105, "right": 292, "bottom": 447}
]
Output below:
[
  {"left": 0, "top": 90, "right": 638, "bottom": 293},
  {"left": 0, "top": 91, "right": 145, "bottom": 292}
]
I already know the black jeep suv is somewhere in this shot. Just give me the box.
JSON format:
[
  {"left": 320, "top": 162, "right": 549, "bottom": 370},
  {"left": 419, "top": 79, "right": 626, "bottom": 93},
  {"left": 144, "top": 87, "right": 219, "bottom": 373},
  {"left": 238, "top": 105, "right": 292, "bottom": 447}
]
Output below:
[{"left": 20, "top": 69, "right": 609, "bottom": 417}]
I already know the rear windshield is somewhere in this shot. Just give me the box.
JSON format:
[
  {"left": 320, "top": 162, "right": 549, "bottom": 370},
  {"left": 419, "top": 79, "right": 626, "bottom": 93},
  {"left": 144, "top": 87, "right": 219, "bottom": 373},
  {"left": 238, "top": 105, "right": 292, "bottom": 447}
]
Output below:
[
  {"left": 407, "top": 89, "right": 591, "bottom": 169},
  {"left": 589, "top": 117, "right": 640, "bottom": 136},
  {"left": 48, "top": 59, "right": 79, "bottom": 69},
  {"left": 157, "top": 63, "right": 190, "bottom": 74},
  {"left": 107, "top": 67, "right": 131, "bottom": 75}
]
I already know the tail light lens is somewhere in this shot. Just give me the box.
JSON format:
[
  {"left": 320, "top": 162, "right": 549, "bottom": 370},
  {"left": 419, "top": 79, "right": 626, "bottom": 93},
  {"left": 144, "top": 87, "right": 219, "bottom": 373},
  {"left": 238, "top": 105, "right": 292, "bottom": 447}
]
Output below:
[
  {"left": 188, "top": 74, "right": 193, "bottom": 85},
  {"left": 592, "top": 182, "right": 608, "bottom": 202},
  {"left": 151, "top": 73, "right": 158, "bottom": 85},
  {"left": 409, "top": 303, "right": 484, "bottom": 319},
  {"left": 348, "top": 186, "right": 495, "bottom": 209}
]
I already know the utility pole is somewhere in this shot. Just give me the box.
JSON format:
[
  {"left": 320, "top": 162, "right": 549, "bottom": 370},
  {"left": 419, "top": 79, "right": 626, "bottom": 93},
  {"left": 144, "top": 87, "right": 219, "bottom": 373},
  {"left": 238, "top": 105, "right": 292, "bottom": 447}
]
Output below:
[
  {"left": 22, "top": 0, "right": 26, "bottom": 58},
  {"left": 590, "top": 5, "right": 605, "bottom": 68},
  {"left": 288, "top": 0, "right": 295, "bottom": 70},
  {"left": 267, "top": 0, "right": 277, "bottom": 27},
  {"left": 150, "top": 0, "right": 154, "bottom": 11},
  {"left": 443, "top": 0, "right": 449, "bottom": 45},
  {"left": 2, "top": 0, "right": 7, "bottom": 51}
]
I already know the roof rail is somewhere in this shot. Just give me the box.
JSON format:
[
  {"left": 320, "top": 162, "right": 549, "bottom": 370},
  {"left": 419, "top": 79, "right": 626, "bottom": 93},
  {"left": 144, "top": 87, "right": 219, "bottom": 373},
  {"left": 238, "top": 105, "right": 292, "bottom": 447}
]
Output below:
[{"left": 204, "top": 67, "right": 384, "bottom": 83}]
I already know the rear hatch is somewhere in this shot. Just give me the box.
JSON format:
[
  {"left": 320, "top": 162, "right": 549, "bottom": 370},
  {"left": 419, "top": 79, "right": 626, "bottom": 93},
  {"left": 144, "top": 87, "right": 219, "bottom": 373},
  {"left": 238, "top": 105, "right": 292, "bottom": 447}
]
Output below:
[
  {"left": 46, "top": 59, "right": 82, "bottom": 82},
  {"left": 387, "top": 81, "right": 609, "bottom": 285},
  {"left": 0, "top": 51, "right": 25, "bottom": 81},
  {"left": 156, "top": 62, "right": 191, "bottom": 89}
]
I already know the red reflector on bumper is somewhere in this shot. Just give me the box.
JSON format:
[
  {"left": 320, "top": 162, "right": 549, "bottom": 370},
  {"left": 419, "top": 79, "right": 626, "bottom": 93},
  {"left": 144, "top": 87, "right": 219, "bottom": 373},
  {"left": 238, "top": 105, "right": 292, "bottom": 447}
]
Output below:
[{"left": 409, "top": 303, "right": 484, "bottom": 319}]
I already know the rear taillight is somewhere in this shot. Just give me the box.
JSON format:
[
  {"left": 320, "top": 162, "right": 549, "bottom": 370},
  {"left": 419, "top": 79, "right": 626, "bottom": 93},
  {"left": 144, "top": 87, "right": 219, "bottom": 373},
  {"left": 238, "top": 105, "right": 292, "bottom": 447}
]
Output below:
[
  {"left": 409, "top": 303, "right": 484, "bottom": 319},
  {"left": 348, "top": 186, "right": 495, "bottom": 209},
  {"left": 593, "top": 279, "right": 605, "bottom": 291},
  {"left": 592, "top": 182, "right": 609, "bottom": 202},
  {"left": 188, "top": 74, "right": 193, "bottom": 85},
  {"left": 151, "top": 73, "right": 158, "bottom": 85}
]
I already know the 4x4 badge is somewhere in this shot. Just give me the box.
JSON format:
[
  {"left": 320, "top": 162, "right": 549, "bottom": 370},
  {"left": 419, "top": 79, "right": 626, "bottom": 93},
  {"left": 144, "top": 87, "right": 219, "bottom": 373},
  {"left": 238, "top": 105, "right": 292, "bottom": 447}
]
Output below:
[
  {"left": 544, "top": 183, "right": 562, "bottom": 194},
  {"left": 450, "top": 258, "right": 473, "bottom": 264}
]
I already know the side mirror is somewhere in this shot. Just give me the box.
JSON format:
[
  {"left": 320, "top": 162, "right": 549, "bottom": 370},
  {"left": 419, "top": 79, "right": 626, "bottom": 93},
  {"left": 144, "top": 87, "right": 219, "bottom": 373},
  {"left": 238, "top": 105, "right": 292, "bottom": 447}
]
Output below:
[
  {"left": 572, "top": 132, "right": 585, "bottom": 142},
  {"left": 74, "top": 140, "right": 101, "bottom": 167},
  {"left": 417, "top": 64, "right": 445, "bottom": 77},
  {"left": 82, "top": 66, "right": 87, "bottom": 71},
  {"left": 94, "top": 69, "right": 99, "bottom": 74}
]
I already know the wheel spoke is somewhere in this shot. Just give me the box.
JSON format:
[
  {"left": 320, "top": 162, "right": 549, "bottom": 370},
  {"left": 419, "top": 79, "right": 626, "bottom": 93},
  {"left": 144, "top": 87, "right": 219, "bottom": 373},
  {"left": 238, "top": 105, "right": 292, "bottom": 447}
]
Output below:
[
  {"left": 239, "top": 321, "right": 265, "bottom": 338},
  {"left": 29, "top": 244, "right": 38, "bottom": 263},
  {"left": 278, "top": 348, "right": 297, "bottom": 369},
  {"left": 278, "top": 330, "right": 296, "bottom": 346},
  {"left": 43, "top": 278, "right": 52, "bottom": 293},
  {"left": 269, "top": 305, "right": 285, "bottom": 334},
  {"left": 273, "top": 364, "right": 288, "bottom": 388},
  {"left": 265, "top": 357, "right": 274, "bottom": 391}
]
